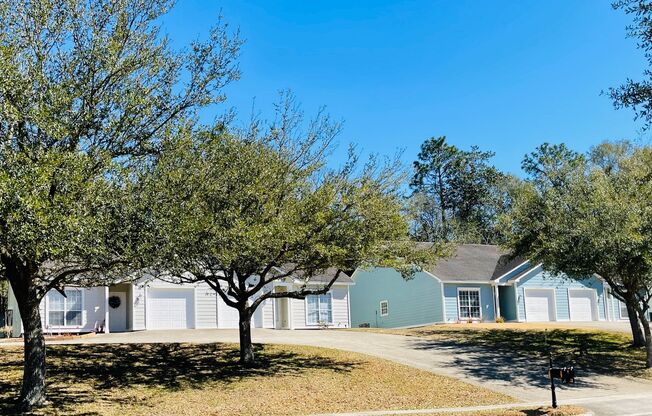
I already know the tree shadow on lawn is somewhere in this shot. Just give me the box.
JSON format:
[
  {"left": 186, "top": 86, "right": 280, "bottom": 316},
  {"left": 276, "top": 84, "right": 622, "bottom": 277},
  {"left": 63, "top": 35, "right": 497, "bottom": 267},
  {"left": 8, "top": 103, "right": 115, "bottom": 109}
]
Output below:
[
  {"left": 404, "top": 328, "right": 645, "bottom": 389},
  {"left": 0, "top": 343, "right": 361, "bottom": 415}
]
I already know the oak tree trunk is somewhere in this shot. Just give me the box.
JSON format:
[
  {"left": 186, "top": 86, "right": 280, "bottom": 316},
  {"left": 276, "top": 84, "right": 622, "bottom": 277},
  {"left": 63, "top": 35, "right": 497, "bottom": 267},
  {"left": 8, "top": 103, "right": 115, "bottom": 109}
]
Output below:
[
  {"left": 638, "top": 309, "right": 652, "bottom": 369},
  {"left": 9, "top": 275, "right": 47, "bottom": 410},
  {"left": 238, "top": 308, "right": 255, "bottom": 366},
  {"left": 625, "top": 295, "right": 646, "bottom": 348}
]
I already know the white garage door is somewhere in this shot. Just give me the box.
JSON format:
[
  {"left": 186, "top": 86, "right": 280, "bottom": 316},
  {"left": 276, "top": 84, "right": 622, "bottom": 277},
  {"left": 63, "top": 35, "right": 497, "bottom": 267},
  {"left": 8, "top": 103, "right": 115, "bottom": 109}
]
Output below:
[
  {"left": 569, "top": 290, "right": 596, "bottom": 321},
  {"left": 147, "top": 288, "right": 194, "bottom": 330},
  {"left": 525, "top": 289, "right": 555, "bottom": 322},
  {"left": 217, "top": 297, "right": 239, "bottom": 328}
]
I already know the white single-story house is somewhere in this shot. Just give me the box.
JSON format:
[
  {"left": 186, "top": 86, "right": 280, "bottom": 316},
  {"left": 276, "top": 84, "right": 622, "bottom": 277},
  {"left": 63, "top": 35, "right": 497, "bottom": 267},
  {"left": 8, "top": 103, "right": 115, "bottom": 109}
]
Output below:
[
  {"left": 6, "top": 268, "right": 353, "bottom": 337},
  {"left": 351, "top": 244, "right": 634, "bottom": 328}
]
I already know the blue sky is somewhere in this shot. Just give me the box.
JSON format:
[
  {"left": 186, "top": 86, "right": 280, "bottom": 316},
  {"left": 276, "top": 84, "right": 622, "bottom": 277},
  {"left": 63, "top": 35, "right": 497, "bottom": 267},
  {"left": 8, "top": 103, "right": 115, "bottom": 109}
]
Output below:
[{"left": 163, "top": 0, "right": 649, "bottom": 176}]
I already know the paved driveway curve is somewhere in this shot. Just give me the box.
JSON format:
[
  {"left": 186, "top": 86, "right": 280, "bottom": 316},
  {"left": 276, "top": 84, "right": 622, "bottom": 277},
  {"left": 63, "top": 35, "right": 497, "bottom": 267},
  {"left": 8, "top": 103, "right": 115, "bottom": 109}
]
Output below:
[{"left": 3, "top": 328, "right": 652, "bottom": 415}]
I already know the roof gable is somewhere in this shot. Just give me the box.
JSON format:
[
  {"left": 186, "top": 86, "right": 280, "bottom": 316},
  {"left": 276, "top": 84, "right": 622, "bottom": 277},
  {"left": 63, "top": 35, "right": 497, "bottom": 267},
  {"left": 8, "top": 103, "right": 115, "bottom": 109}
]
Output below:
[{"left": 427, "top": 244, "right": 526, "bottom": 283}]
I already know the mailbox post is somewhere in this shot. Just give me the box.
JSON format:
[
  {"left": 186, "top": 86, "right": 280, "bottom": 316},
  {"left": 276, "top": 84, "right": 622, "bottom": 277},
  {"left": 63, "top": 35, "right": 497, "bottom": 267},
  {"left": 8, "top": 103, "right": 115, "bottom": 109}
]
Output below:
[
  {"left": 548, "top": 349, "right": 557, "bottom": 408},
  {"left": 545, "top": 330, "right": 557, "bottom": 409}
]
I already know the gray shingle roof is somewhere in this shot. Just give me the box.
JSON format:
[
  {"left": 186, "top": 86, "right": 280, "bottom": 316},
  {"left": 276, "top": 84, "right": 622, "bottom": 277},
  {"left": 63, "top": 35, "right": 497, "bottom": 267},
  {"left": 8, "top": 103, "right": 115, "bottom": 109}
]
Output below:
[
  {"left": 427, "top": 244, "right": 525, "bottom": 282},
  {"left": 280, "top": 265, "right": 354, "bottom": 284}
]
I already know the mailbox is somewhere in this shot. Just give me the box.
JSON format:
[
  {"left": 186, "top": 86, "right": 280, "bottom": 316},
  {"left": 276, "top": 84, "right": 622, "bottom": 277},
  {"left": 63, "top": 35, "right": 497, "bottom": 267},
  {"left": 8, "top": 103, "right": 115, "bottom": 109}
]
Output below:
[{"left": 548, "top": 366, "right": 575, "bottom": 384}]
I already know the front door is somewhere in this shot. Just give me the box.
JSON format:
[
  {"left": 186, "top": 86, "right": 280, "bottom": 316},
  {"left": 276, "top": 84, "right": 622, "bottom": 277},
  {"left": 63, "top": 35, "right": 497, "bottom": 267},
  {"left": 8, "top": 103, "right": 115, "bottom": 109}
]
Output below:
[{"left": 108, "top": 292, "right": 128, "bottom": 332}]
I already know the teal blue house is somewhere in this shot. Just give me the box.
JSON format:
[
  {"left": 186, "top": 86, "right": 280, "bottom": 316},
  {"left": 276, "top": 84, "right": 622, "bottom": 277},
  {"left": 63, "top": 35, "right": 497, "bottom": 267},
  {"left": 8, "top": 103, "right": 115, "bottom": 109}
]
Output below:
[{"left": 350, "top": 244, "right": 620, "bottom": 328}]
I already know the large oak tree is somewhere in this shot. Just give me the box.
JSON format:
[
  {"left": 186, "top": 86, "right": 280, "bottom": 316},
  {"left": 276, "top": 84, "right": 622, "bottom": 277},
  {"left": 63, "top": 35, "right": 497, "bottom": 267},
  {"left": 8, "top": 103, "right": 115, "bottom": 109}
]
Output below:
[
  {"left": 145, "top": 94, "right": 445, "bottom": 366},
  {"left": 0, "top": 0, "right": 240, "bottom": 408},
  {"left": 502, "top": 142, "right": 652, "bottom": 367}
]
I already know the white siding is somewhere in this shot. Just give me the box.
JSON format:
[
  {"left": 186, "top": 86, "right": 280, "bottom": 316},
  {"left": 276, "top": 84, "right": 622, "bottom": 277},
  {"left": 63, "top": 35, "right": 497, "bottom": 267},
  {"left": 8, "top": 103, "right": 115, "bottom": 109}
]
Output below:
[
  {"left": 40, "top": 287, "right": 106, "bottom": 334},
  {"left": 291, "top": 296, "right": 306, "bottom": 328},
  {"left": 290, "top": 285, "right": 350, "bottom": 329},
  {"left": 194, "top": 283, "right": 218, "bottom": 329},
  {"left": 131, "top": 284, "right": 146, "bottom": 330},
  {"left": 251, "top": 284, "right": 275, "bottom": 328},
  {"left": 261, "top": 298, "right": 274, "bottom": 328}
]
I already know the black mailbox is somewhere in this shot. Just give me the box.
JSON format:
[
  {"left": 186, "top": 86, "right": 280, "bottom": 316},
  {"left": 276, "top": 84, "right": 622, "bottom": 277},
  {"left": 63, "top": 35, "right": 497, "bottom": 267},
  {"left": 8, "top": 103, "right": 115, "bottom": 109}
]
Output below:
[{"left": 548, "top": 366, "right": 575, "bottom": 384}]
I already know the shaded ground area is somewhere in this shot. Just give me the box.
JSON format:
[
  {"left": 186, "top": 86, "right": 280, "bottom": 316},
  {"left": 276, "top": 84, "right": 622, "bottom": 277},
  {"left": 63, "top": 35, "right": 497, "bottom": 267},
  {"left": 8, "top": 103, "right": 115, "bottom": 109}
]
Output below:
[
  {"left": 366, "top": 324, "right": 649, "bottom": 389},
  {"left": 0, "top": 342, "right": 514, "bottom": 416}
]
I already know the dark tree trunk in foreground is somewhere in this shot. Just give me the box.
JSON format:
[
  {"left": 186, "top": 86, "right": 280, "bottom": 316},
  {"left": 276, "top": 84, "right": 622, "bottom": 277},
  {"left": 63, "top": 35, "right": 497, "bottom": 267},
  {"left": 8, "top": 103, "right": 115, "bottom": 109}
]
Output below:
[
  {"left": 638, "top": 310, "right": 652, "bottom": 369},
  {"left": 238, "top": 308, "right": 255, "bottom": 366},
  {"left": 625, "top": 295, "right": 646, "bottom": 347},
  {"left": 9, "top": 275, "right": 47, "bottom": 409}
]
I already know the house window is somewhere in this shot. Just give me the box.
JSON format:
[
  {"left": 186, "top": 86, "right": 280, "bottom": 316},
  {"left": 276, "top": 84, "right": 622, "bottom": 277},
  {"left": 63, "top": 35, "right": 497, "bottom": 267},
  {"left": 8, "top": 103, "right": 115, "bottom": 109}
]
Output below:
[
  {"left": 47, "top": 289, "right": 82, "bottom": 327},
  {"left": 379, "top": 300, "right": 389, "bottom": 316},
  {"left": 306, "top": 293, "right": 332, "bottom": 325},
  {"left": 619, "top": 300, "right": 629, "bottom": 319},
  {"left": 458, "top": 288, "right": 481, "bottom": 320}
]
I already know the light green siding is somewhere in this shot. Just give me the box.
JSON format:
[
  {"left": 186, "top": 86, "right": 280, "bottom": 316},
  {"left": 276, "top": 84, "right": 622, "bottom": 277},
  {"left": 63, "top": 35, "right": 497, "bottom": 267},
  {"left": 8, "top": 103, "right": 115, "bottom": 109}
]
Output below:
[
  {"left": 350, "top": 268, "right": 443, "bottom": 328},
  {"left": 443, "top": 283, "right": 496, "bottom": 322}
]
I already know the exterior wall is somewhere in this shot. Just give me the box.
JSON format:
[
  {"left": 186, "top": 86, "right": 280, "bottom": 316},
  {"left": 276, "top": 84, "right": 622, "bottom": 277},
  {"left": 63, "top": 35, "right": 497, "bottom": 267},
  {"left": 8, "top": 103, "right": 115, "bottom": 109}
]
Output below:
[
  {"left": 443, "top": 283, "right": 495, "bottom": 322},
  {"left": 290, "top": 284, "right": 350, "bottom": 329},
  {"left": 131, "top": 283, "right": 146, "bottom": 330},
  {"left": 261, "top": 298, "right": 274, "bottom": 328},
  {"left": 251, "top": 286, "right": 274, "bottom": 329},
  {"left": 37, "top": 287, "right": 106, "bottom": 335},
  {"left": 7, "top": 286, "right": 21, "bottom": 337},
  {"left": 515, "top": 268, "right": 606, "bottom": 321},
  {"left": 498, "top": 285, "right": 518, "bottom": 321},
  {"left": 143, "top": 279, "right": 221, "bottom": 330},
  {"left": 194, "top": 282, "right": 219, "bottom": 329},
  {"left": 349, "top": 268, "right": 443, "bottom": 328},
  {"left": 8, "top": 285, "right": 107, "bottom": 336}
]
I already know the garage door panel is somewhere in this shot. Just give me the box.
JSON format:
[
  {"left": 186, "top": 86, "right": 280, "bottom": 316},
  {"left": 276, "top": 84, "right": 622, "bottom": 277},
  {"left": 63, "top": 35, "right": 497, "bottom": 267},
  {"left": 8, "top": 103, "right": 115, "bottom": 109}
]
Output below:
[
  {"left": 148, "top": 288, "right": 194, "bottom": 330},
  {"left": 569, "top": 290, "right": 596, "bottom": 321},
  {"left": 525, "top": 289, "right": 555, "bottom": 322}
]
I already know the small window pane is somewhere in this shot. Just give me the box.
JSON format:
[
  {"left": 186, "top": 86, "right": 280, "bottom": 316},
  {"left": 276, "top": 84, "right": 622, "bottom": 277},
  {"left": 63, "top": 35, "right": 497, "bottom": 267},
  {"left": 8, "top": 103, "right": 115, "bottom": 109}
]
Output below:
[
  {"left": 48, "top": 291, "right": 65, "bottom": 311},
  {"left": 66, "top": 311, "right": 82, "bottom": 326},
  {"left": 66, "top": 290, "right": 82, "bottom": 311},
  {"left": 49, "top": 311, "right": 64, "bottom": 326},
  {"left": 307, "top": 310, "right": 319, "bottom": 325}
]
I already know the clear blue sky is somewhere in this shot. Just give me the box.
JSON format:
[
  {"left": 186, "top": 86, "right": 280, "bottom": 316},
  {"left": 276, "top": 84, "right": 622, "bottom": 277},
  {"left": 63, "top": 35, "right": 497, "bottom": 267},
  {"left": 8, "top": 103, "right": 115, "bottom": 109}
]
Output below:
[{"left": 163, "top": 0, "right": 649, "bottom": 176}]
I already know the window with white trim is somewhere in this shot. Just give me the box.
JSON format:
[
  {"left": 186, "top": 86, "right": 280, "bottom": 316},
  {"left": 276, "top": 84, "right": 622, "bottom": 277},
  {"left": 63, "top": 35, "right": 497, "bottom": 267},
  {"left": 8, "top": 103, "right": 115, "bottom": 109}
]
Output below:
[
  {"left": 379, "top": 300, "right": 389, "bottom": 316},
  {"left": 619, "top": 300, "right": 629, "bottom": 319},
  {"left": 47, "top": 289, "right": 82, "bottom": 327},
  {"left": 458, "top": 288, "right": 481, "bottom": 320},
  {"left": 306, "top": 293, "right": 332, "bottom": 325}
]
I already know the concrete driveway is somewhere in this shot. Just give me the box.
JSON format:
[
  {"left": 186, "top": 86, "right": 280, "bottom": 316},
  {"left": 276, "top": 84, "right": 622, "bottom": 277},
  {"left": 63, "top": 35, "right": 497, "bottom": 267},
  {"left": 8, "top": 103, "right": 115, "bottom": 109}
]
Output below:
[{"left": 4, "top": 327, "right": 652, "bottom": 416}]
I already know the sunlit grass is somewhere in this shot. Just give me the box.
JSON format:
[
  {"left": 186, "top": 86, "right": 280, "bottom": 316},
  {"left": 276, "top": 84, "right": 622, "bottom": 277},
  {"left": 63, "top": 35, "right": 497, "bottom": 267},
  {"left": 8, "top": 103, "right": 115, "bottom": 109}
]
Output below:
[{"left": 0, "top": 342, "right": 515, "bottom": 415}]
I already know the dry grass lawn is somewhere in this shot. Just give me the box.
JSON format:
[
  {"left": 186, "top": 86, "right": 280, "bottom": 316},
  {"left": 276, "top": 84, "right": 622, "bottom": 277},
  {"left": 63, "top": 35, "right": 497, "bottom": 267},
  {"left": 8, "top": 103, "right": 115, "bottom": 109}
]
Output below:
[
  {"left": 356, "top": 323, "right": 648, "bottom": 378},
  {"left": 0, "top": 342, "right": 515, "bottom": 416}
]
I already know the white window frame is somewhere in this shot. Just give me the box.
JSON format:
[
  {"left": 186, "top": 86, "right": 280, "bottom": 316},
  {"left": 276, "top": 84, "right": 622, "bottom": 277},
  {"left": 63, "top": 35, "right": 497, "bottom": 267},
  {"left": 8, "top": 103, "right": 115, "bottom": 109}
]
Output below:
[
  {"left": 305, "top": 293, "right": 333, "bottom": 326},
  {"left": 619, "top": 299, "right": 629, "bottom": 320},
  {"left": 46, "top": 288, "right": 84, "bottom": 328},
  {"left": 379, "top": 300, "right": 389, "bottom": 317},
  {"left": 457, "top": 287, "right": 482, "bottom": 321}
]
